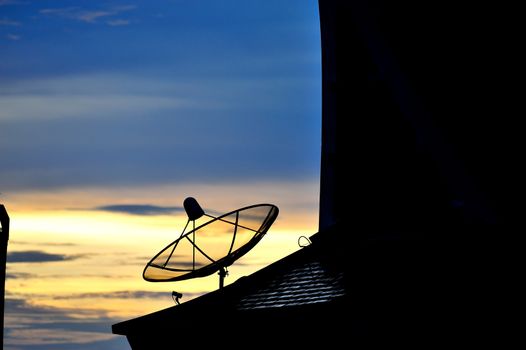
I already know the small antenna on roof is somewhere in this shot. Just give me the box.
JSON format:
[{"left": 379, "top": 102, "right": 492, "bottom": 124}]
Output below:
[{"left": 171, "top": 291, "right": 182, "bottom": 305}]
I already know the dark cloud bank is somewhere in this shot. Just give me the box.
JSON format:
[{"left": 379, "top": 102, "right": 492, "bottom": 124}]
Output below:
[
  {"left": 7, "top": 250, "right": 83, "bottom": 263},
  {"left": 94, "top": 204, "right": 183, "bottom": 216}
]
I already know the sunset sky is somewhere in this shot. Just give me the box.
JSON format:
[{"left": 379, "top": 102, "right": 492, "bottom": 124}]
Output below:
[{"left": 1, "top": 1, "right": 321, "bottom": 349}]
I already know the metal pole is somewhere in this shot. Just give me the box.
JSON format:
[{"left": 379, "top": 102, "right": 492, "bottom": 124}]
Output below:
[
  {"left": 192, "top": 221, "right": 195, "bottom": 270},
  {"left": 0, "top": 204, "right": 10, "bottom": 350},
  {"left": 218, "top": 267, "right": 227, "bottom": 289}
]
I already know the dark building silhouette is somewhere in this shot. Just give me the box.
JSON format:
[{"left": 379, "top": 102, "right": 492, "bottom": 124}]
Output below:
[
  {"left": 1, "top": 204, "right": 10, "bottom": 349},
  {"left": 113, "top": 0, "right": 516, "bottom": 346}
]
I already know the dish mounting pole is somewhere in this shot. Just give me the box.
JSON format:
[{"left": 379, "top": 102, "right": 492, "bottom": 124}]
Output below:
[{"left": 218, "top": 267, "right": 227, "bottom": 289}]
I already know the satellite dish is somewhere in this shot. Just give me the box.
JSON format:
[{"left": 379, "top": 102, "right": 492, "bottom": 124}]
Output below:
[{"left": 143, "top": 197, "right": 279, "bottom": 288}]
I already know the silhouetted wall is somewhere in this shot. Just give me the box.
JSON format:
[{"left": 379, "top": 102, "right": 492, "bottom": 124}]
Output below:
[
  {"left": 317, "top": 1, "right": 516, "bottom": 343},
  {"left": 318, "top": 0, "right": 515, "bottom": 232}
]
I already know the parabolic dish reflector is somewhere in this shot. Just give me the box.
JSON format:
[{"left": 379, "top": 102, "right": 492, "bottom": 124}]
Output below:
[{"left": 143, "top": 203, "right": 278, "bottom": 282}]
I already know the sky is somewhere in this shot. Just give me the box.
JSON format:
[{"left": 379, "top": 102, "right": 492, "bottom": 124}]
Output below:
[{"left": 1, "top": 1, "right": 321, "bottom": 349}]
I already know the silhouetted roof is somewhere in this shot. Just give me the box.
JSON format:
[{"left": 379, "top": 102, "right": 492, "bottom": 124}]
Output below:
[
  {"left": 237, "top": 260, "right": 345, "bottom": 310},
  {"left": 234, "top": 233, "right": 346, "bottom": 311},
  {"left": 112, "top": 229, "right": 348, "bottom": 337}
]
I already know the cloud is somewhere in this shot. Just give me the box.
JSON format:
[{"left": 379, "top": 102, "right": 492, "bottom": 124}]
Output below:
[
  {"left": 4, "top": 298, "right": 127, "bottom": 348},
  {"left": 0, "top": 18, "right": 20, "bottom": 26},
  {"left": 0, "top": 36, "right": 320, "bottom": 189},
  {"left": 3, "top": 289, "right": 199, "bottom": 348},
  {"left": 106, "top": 19, "right": 130, "bottom": 26},
  {"left": 77, "top": 11, "right": 114, "bottom": 23},
  {"left": 52, "top": 290, "right": 172, "bottom": 300},
  {"left": 0, "top": 0, "right": 24, "bottom": 5},
  {"left": 162, "top": 260, "right": 207, "bottom": 268},
  {"left": 6, "top": 271, "right": 36, "bottom": 279},
  {"left": 0, "top": 94, "right": 186, "bottom": 121},
  {"left": 7, "top": 250, "right": 84, "bottom": 263},
  {"left": 0, "top": 74, "right": 220, "bottom": 123},
  {"left": 5, "top": 33, "right": 20, "bottom": 40},
  {"left": 5, "top": 298, "right": 106, "bottom": 321},
  {"left": 39, "top": 5, "right": 136, "bottom": 24},
  {"left": 10, "top": 240, "right": 77, "bottom": 247},
  {"left": 39, "top": 7, "right": 78, "bottom": 17},
  {"left": 94, "top": 204, "right": 183, "bottom": 216}
]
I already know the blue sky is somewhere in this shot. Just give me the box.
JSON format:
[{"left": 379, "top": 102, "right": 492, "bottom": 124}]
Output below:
[
  {"left": 1, "top": 0, "right": 321, "bottom": 191},
  {"left": 1, "top": 1, "right": 321, "bottom": 349}
]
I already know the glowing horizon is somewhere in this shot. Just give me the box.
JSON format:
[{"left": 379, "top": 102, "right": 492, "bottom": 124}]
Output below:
[{"left": 5, "top": 180, "right": 319, "bottom": 322}]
